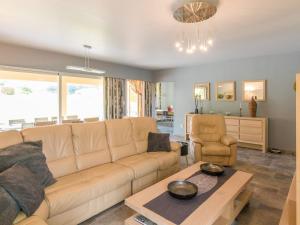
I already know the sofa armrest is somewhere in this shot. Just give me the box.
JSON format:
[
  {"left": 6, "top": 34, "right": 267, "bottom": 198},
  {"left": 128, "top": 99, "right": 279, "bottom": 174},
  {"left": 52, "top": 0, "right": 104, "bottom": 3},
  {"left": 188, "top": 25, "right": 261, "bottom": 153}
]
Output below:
[
  {"left": 170, "top": 141, "right": 181, "bottom": 155},
  {"left": 221, "top": 135, "right": 237, "bottom": 146},
  {"left": 189, "top": 135, "right": 204, "bottom": 145}
]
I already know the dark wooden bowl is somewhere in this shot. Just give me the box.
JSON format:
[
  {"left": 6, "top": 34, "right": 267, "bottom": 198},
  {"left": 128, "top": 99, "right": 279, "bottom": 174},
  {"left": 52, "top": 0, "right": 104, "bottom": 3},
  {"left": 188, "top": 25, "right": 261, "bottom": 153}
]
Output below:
[
  {"left": 167, "top": 180, "right": 198, "bottom": 199},
  {"left": 200, "top": 163, "right": 224, "bottom": 176}
]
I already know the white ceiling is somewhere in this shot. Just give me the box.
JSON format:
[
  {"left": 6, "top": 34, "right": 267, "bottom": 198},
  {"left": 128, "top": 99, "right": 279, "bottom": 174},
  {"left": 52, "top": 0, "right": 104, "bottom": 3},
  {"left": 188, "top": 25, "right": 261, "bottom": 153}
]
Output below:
[{"left": 0, "top": 0, "right": 300, "bottom": 70}]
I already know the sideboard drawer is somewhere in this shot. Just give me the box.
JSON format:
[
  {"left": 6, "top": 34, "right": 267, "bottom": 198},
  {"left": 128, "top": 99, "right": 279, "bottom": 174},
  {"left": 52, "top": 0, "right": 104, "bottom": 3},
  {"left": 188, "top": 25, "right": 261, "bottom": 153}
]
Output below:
[
  {"left": 240, "top": 126, "right": 262, "bottom": 135},
  {"left": 240, "top": 134, "right": 262, "bottom": 143},
  {"left": 225, "top": 119, "right": 239, "bottom": 126},
  {"left": 227, "top": 132, "right": 239, "bottom": 140},
  {"left": 240, "top": 119, "right": 262, "bottom": 128},
  {"left": 227, "top": 125, "right": 239, "bottom": 133}
]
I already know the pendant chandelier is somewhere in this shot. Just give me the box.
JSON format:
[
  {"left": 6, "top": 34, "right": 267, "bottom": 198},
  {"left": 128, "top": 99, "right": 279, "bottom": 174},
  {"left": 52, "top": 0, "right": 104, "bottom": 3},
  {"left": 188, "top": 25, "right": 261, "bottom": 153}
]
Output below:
[
  {"left": 66, "top": 45, "right": 106, "bottom": 75},
  {"left": 173, "top": 1, "right": 217, "bottom": 54}
]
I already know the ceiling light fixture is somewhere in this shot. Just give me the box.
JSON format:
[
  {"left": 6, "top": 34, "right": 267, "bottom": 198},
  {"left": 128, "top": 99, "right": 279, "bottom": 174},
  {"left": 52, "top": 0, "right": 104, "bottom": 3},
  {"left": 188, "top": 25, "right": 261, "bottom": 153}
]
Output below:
[
  {"left": 173, "top": 1, "right": 217, "bottom": 54},
  {"left": 66, "top": 45, "right": 106, "bottom": 74}
]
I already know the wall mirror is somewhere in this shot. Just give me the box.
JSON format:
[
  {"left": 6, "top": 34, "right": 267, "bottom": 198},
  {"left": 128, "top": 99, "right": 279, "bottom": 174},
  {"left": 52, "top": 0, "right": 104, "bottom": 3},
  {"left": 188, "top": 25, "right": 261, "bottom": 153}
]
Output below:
[
  {"left": 215, "top": 81, "right": 236, "bottom": 101},
  {"left": 194, "top": 82, "right": 210, "bottom": 100},
  {"left": 243, "top": 80, "right": 266, "bottom": 101}
]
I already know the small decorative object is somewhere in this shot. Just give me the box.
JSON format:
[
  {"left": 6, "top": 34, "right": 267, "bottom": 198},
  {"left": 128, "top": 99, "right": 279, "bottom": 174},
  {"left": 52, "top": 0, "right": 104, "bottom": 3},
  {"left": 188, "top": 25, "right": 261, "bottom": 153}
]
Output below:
[
  {"left": 243, "top": 80, "right": 266, "bottom": 101},
  {"left": 200, "top": 163, "right": 224, "bottom": 176},
  {"left": 239, "top": 102, "right": 242, "bottom": 117},
  {"left": 199, "top": 98, "right": 203, "bottom": 114},
  {"left": 248, "top": 96, "right": 257, "bottom": 117},
  {"left": 167, "top": 105, "right": 173, "bottom": 112},
  {"left": 167, "top": 180, "right": 198, "bottom": 199},
  {"left": 194, "top": 95, "right": 201, "bottom": 114},
  {"left": 195, "top": 96, "right": 199, "bottom": 114},
  {"left": 215, "top": 81, "right": 236, "bottom": 101}
]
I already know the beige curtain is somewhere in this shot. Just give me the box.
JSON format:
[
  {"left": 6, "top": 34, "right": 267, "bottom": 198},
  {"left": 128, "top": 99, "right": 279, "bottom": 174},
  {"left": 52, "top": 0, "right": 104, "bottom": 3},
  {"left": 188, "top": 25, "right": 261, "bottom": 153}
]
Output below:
[
  {"left": 104, "top": 77, "right": 126, "bottom": 119},
  {"left": 144, "top": 81, "right": 156, "bottom": 117},
  {"left": 128, "top": 80, "right": 144, "bottom": 117}
]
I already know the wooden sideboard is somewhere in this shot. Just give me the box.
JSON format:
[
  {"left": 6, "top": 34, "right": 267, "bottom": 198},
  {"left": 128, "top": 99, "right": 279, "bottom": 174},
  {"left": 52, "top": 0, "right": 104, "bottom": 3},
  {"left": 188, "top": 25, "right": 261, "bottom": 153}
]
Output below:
[{"left": 184, "top": 114, "right": 268, "bottom": 153}]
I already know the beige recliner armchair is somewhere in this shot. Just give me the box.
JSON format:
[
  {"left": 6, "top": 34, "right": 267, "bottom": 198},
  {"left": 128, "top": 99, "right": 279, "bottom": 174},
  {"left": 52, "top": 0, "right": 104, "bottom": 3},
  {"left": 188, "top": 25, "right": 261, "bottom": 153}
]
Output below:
[{"left": 190, "top": 114, "right": 237, "bottom": 166}]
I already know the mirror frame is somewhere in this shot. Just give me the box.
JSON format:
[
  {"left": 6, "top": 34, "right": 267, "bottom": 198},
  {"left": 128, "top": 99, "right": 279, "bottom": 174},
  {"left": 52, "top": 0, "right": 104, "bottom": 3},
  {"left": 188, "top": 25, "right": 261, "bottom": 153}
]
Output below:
[
  {"left": 242, "top": 80, "right": 266, "bottom": 102},
  {"left": 193, "top": 82, "right": 210, "bottom": 100},
  {"left": 215, "top": 81, "right": 236, "bottom": 101}
]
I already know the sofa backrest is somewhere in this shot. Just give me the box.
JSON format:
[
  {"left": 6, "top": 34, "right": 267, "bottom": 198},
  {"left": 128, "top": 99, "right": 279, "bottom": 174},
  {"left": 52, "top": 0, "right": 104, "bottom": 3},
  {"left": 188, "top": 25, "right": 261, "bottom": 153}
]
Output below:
[
  {"left": 71, "top": 122, "right": 111, "bottom": 170},
  {"left": 0, "top": 130, "right": 23, "bottom": 149},
  {"left": 130, "top": 117, "right": 157, "bottom": 153},
  {"left": 105, "top": 118, "right": 137, "bottom": 161},
  {"left": 191, "top": 114, "right": 226, "bottom": 142},
  {"left": 0, "top": 117, "right": 158, "bottom": 175},
  {"left": 22, "top": 125, "right": 77, "bottom": 178}
]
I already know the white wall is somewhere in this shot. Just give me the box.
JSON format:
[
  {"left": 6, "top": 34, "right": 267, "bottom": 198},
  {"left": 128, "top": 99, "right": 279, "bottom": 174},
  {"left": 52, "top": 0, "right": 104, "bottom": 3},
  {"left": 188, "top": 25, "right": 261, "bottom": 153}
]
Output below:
[{"left": 153, "top": 52, "right": 300, "bottom": 151}]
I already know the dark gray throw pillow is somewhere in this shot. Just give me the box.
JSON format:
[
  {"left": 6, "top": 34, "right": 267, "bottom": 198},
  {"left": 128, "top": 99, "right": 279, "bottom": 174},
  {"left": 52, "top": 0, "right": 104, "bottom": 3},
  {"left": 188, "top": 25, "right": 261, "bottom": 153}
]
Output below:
[
  {"left": 0, "top": 186, "right": 19, "bottom": 225},
  {"left": 147, "top": 132, "right": 171, "bottom": 152},
  {"left": 0, "top": 141, "right": 55, "bottom": 187},
  {"left": 0, "top": 164, "right": 45, "bottom": 216}
]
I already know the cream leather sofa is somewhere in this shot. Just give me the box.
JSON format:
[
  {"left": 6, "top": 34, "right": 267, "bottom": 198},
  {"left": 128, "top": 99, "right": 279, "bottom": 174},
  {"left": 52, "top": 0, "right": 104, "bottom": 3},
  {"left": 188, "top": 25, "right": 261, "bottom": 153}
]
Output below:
[
  {"left": 190, "top": 114, "right": 237, "bottom": 166},
  {"left": 0, "top": 117, "right": 180, "bottom": 225}
]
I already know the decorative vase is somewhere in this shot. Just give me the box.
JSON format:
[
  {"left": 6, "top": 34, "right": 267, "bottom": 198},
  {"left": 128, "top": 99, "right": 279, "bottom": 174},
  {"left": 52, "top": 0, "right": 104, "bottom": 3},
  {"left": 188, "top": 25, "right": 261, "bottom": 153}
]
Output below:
[
  {"left": 248, "top": 96, "right": 257, "bottom": 117},
  {"left": 194, "top": 96, "right": 199, "bottom": 114}
]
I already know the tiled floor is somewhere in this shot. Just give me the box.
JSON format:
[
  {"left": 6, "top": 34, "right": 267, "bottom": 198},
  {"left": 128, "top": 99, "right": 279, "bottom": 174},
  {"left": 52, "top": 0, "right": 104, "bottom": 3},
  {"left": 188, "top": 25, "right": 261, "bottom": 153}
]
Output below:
[{"left": 80, "top": 148, "right": 295, "bottom": 225}]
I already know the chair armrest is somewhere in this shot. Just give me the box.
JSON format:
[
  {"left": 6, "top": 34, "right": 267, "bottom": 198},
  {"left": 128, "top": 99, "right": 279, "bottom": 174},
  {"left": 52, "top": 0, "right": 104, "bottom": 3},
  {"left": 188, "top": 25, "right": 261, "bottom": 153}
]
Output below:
[
  {"left": 189, "top": 135, "right": 204, "bottom": 145},
  {"left": 221, "top": 135, "right": 237, "bottom": 146}
]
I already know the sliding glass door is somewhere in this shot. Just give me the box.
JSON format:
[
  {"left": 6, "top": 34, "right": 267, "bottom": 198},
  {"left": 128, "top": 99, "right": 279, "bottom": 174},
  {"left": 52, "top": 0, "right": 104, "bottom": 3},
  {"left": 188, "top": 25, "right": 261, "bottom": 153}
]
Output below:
[
  {"left": 0, "top": 69, "right": 59, "bottom": 130},
  {"left": 0, "top": 68, "right": 105, "bottom": 131},
  {"left": 61, "top": 75, "right": 104, "bottom": 121}
]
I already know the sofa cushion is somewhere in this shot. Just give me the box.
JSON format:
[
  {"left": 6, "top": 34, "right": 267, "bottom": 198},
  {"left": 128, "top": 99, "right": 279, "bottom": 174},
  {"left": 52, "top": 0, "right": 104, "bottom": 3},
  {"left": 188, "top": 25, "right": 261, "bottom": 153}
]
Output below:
[
  {"left": 22, "top": 125, "right": 77, "bottom": 178},
  {"left": 0, "top": 141, "right": 56, "bottom": 187},
  {"left": 202, "top": 142, "right": 231, "bottom": 156},
  {"left": 0, "top": 186, "right": 19, "bottom": 225},
  {"left": 0, "top": 164, "right": 44, "bottom": 216},
  {"left": 130, "top": 117, "right": 157, "bottom": 153},
  {"left": 45, "top": 163, "right": 133, "bottom": 217},
  {"left": 105, "top": 119, "right": 137, "bottom": 161},
  {"left": 71, "top": 122, "right": 111, "bottom": 170},
  {"left": 0, "top": 130, "right": 23, "bottom": 149},
  {"left": 147, "top": 151, "right": 179, "bottom": 170},
  {"left": 147, "top": 132, "right": 171, "bottom": 152},
  {"left": 115, "top": 153, "right": 159, "bottom": 179}
]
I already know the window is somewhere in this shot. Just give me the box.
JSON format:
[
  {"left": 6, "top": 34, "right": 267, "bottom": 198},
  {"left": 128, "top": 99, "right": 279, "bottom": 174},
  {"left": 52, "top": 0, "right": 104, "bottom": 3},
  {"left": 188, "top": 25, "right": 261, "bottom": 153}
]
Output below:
[
  {"left": 127, "top": 80, "right": 144, "bottom": 117},
  {"left": 0, "top": 68, "right": 105, "bottom": 131},
  {"left": 0, "top": 69, "right": 59, "bottom": 130},
  {"left": 61, "top": 75, "right": 104, "bottom": 120}
]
